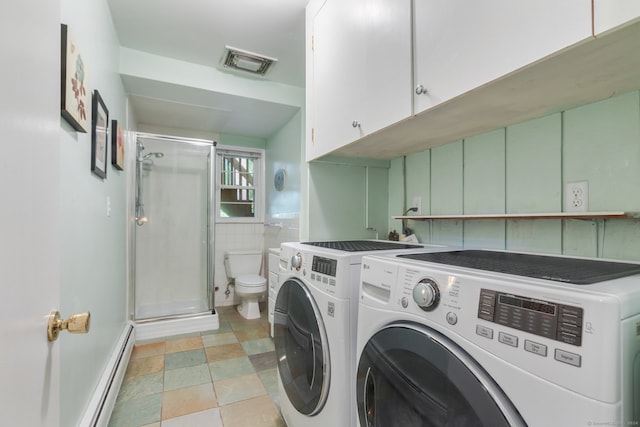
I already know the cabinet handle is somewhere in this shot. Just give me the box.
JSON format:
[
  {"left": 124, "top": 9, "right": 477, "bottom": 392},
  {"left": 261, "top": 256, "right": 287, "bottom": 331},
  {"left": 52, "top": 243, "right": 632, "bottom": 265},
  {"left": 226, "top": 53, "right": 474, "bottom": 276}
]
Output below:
[
  {"left": 352, "top": 121, "right": 361, "bottom": 128},
  {"left": 415, "top": 85, "right": 428, "bottom": 95}
]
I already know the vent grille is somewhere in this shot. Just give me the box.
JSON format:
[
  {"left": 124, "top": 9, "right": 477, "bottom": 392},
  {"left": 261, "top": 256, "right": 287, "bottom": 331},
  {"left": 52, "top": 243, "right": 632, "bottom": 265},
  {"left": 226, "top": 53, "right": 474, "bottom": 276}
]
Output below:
[{"left": 222, "top": 46, "right": 277, "bottom": 76}]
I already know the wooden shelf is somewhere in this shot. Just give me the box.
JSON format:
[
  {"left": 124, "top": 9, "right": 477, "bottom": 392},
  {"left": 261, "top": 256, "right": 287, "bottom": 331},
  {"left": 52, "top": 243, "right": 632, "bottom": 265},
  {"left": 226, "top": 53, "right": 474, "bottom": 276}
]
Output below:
[{"left": 393, "top": 212, "right": 638, "bottom": 221}]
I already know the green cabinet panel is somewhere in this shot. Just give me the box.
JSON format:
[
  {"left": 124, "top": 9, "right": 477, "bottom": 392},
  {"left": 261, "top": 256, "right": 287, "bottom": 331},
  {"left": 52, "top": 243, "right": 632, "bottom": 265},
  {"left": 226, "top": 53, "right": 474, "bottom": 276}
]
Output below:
[
  {"left": 563, "top": 91, "right": 640, "bottom": 212},
  {"left": 431, "top": 141, "right": 463, "bottom": 215},
  {"left": 506, "top": 114, "right": 561, "bottom": 213},
  {"left": 464, "top": 129, "right": 505, "bottom": 214}
]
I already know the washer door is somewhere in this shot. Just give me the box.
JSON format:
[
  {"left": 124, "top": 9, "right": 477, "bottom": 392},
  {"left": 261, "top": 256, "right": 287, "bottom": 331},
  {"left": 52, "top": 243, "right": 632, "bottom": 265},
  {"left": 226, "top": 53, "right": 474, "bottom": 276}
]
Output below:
[
  {"left": 274, "top": 278, "right": 330, "bottom": 416},
  {"left": 357, "top": 323, "right": 526, "bottom": 427}
]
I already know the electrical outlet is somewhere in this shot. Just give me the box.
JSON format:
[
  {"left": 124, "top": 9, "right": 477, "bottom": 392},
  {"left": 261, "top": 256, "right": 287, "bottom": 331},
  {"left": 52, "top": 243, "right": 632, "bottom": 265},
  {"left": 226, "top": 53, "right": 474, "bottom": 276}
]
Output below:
[
  {"left": 412, "top": 196, "right": 422, "bottom": 215},
  {"left": 565, "top": 181, "right": 588, "bottom": 212}
]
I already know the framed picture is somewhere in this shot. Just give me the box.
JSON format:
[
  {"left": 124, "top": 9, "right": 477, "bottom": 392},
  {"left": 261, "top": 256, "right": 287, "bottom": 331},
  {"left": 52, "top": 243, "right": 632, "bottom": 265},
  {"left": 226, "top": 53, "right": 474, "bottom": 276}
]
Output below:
[
  {"left": 111, "top": 120, "right": 125, "bottom": 170},
  {"left": 91, "top": 90, "right": 109, "bottom": 179},
  {"left": 60, "top": 24, "right": 89, "bottom": 132}
]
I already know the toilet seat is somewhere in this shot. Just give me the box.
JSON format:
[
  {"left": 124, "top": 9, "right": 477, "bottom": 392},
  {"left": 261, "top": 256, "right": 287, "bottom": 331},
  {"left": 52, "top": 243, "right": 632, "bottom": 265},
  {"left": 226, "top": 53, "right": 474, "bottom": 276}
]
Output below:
[{"left": 236, "top": 274, "right": 267, "bottom": 287}]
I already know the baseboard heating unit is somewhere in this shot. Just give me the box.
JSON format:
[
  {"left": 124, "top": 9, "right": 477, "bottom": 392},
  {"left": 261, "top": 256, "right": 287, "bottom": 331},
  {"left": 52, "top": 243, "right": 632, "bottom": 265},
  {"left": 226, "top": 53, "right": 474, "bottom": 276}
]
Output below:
[{"left": 79, "top": 321, "right": 135, "bottom": 427}]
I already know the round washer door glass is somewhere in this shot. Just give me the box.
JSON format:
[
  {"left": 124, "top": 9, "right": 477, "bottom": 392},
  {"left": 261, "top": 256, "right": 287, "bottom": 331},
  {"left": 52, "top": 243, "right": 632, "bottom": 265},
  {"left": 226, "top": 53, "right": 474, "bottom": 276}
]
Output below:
[
  {"left": 357, "top": 323, "right": 526, "bottom": 427},
  {"left": 274, "top": 278, "right": 330, "bottom": 416}
]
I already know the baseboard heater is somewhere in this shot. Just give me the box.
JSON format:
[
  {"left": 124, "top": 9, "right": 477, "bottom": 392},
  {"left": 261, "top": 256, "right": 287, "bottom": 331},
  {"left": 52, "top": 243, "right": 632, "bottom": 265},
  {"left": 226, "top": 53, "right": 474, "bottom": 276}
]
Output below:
[{"left": 79, "top": 321, "right": 136, "bottom": 427}]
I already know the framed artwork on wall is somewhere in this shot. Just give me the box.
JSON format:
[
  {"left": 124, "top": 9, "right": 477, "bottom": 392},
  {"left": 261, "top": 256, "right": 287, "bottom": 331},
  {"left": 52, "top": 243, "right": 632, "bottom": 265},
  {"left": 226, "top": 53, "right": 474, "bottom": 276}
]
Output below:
[
  {"left": 60, "top": 24, "right": 89, "bottom": 132},
  {"left": 111, "top": 120, "right": 124, "bottom": 170},
  {"left": 91, "top": 90, "right": 109, "bottom": 179}
]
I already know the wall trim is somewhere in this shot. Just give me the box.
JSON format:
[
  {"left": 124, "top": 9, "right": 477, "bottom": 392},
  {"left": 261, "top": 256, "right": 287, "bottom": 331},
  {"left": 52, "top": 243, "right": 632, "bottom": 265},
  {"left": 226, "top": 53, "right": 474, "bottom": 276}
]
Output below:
[{"left": 79, "top": 322, "right": 135, "bottom": 427}]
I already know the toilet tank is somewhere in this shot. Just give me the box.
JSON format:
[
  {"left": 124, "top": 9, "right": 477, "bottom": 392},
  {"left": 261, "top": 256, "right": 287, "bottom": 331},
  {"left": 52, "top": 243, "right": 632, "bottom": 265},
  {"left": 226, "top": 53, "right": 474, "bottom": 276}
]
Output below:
[{"left": 224, "top": 250, "right": 263, "bottom": 278}]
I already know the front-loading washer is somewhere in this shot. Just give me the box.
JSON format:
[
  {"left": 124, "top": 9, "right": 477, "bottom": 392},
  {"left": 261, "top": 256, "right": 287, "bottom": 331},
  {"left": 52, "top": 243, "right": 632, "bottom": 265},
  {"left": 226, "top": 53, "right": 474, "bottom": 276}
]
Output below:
[
  {"left": 274, "top": 240, "right": 449, "bottom": 427},
  {"left": 356, "top": 249, "right": 640, "bottom": 426}
]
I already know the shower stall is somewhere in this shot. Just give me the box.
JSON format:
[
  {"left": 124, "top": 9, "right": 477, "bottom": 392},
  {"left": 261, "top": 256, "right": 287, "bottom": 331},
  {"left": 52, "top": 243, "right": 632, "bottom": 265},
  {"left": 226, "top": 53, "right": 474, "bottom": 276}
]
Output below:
[{"left": 132, "top": 132, "right": 218, "bottom": 338}]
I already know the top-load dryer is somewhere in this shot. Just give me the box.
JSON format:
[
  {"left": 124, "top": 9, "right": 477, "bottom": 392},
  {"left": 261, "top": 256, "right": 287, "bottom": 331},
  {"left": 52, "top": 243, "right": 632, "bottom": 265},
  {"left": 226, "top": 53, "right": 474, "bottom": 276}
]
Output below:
[{"left": 274, "top": 240, "right": 449, "bottom": 427}]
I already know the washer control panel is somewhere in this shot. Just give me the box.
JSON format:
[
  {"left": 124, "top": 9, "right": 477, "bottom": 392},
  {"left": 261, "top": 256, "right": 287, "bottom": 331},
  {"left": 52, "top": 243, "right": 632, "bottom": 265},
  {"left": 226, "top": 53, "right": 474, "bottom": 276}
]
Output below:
[
  {"left": 312, "top": 256, "right": 337, "bottom": 277},
  {"left": 478, "top": 289, "right": 584, "bottom": 346}
]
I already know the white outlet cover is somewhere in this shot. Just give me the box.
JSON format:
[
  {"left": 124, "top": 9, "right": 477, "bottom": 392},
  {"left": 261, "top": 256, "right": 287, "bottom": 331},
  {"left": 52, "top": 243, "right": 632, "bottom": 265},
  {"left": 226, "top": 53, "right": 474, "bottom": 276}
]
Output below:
[
  {"left": 565, "top": 181, "right": 588, "bottom": 212},
  {"left": 412, "top": 196, "right": 422, "bottom": 215}
]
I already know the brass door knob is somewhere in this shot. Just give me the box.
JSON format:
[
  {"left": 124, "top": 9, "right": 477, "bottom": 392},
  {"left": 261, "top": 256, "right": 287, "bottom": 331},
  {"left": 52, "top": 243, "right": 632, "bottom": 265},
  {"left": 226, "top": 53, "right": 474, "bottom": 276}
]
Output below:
[{"left": 47, "top": 310, "right": 91, "bottom": 341}]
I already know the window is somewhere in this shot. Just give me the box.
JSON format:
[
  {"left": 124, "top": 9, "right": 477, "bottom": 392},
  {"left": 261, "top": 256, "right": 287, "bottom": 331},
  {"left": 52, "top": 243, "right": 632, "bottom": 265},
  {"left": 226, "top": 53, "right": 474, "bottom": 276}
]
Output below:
[{"left": 216, "top": 147, "right": 263, "bottom": 222}]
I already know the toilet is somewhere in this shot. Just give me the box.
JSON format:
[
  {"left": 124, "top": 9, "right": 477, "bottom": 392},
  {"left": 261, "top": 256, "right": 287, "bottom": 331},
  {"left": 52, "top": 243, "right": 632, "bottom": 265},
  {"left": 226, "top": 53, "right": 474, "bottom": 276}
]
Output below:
[{"left": 224, "top": 250, "right": 267, "bottom": 319}]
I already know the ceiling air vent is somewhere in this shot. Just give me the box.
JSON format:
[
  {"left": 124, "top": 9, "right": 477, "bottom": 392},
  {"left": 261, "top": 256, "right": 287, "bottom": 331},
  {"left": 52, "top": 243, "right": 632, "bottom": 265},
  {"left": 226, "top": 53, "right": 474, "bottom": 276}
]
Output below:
[{"left": 222, "top": 46, "right": 277, "bottom": 76}]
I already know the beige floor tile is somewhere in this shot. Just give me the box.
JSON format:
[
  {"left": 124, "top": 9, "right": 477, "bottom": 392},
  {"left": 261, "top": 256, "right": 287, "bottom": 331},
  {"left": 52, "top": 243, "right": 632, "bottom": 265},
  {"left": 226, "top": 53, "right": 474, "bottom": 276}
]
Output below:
[
  {"left": 165, "top": 336, "right": 204, "bottom": 354},
  {"left": 131, "top": 342, "right": 166, "bottom": 360},
  {"left": 234, "top": 327, "right": 270, "bottom": 342},
  {"left": 214, "top": 373, "right": 266, "bottom": 406},
  {"left": 205, "top": 343, "right": 246, "bottom": 363},
  {"left": 230, "top": 319, "right": 269, "bottom": 332},
  {"left": 124, "top": 355, "right": 164, "bottom": 379},
  {"left": 161, "top": 408, "right": 223, "bottom": 427},
  {"left": 161, "top": 383, "right": 217, "bottom": 420},
  {"left": 220, "top": 309, "right": 244, "bottom": 322},
  {"left": 220, "top": 395, "right": 285, "bottom": 427},
  {"left": 202, "top": 331, "right": 238, "bottom": 347}
]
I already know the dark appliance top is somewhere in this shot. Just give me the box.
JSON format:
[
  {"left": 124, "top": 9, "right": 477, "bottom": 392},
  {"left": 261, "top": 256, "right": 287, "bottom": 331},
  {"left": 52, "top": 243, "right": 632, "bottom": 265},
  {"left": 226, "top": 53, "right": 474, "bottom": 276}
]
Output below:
[
  {"left": 302, "top": 240, "right": 422, "bottom": 252},
  {"left": 397, "top": 250, "right": 640, "bottom": 285}
]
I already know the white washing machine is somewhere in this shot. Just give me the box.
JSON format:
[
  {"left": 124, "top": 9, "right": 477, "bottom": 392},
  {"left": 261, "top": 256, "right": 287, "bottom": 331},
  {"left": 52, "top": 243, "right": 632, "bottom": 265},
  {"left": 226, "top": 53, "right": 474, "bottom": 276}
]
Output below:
[
  {"left": 274, "top": 240, "right": 448, "bottom": 427},
  {"left": 356, "top": 249, "right": 640, "bottom": 427}
]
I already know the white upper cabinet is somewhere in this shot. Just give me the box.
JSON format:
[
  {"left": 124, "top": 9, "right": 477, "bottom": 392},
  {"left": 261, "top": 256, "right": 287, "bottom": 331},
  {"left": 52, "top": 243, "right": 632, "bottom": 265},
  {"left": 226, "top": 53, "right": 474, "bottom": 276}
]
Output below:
[
  {"left": 309, "top": 0, "right": 364, "bottom": 160},
  {"left": 593, "top": 1, "right": 640, "bottom": 35},
  {"left": 361, "top": 0, "right": 412, "bottom": 136},
  {"left": 307, "top": 0, "right": 411, "bottom": 161},
  {"left": 413, "top": 1, "right": 592, "bottom": 113}
]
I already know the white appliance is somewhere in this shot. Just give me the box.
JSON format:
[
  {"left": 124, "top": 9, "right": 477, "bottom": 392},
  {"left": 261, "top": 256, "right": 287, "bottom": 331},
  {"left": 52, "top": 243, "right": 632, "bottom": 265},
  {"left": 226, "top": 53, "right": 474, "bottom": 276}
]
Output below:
[
  {"left": 356, "top": 249, "right": 640, "bottom": 426},
  {"left": 274, "top": 240, "right": 447, "bottom": 427},
  {"left": 268, "top": 247, "right": 280, "bottom": 337}
]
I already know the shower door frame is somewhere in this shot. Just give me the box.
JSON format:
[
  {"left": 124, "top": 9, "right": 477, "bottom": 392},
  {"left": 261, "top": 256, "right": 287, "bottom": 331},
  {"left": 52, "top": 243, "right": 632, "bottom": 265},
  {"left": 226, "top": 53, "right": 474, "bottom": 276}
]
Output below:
[{"left": 132, "top": 132, "right": 217, "bottom": 321}]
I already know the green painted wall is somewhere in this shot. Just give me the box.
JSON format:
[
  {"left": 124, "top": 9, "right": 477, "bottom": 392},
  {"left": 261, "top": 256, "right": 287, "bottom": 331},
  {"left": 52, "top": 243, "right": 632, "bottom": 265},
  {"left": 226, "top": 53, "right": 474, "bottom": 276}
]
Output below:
[
  {"left": 60, "top": 1, "right": 128, "bottom": 425},
  {"left": 265, "top": 110, "right": 302, "bottom": 221},
  {"left": 392, "top": 90, "right": 640, "bottom": 262},
  {"left": 219, "top": 133, "right": 266, "bottom": 150},
  {"left": 308, "top": 157, "right": 390, "bottom": 241}
]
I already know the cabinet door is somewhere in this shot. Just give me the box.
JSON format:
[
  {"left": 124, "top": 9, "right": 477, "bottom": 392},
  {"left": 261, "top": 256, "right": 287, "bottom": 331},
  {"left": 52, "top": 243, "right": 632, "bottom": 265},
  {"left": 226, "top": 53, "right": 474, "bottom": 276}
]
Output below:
[
  {"left": 362, "top": 0, "right": 412, "bottom": 135},
  {"left": 413, "top": 0, "right": 592, "bottom": 114},
  {"left": 594, "top": 1, "right": 640, "bottom": 35},
  {"left": 310, "top": 0, "right": 365, "bottom": 160}
]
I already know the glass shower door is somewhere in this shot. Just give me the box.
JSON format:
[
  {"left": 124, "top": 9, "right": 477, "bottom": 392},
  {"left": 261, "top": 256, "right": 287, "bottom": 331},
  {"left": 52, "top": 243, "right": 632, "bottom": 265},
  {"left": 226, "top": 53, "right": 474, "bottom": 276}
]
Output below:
[{"left": 134, "top": 134, "right": 214, "bottom": 320}]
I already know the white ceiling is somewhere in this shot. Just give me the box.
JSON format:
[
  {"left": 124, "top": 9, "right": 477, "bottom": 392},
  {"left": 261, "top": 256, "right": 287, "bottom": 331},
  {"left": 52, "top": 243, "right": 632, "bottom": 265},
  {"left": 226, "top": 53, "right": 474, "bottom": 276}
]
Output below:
[{"left": 107, "top": 0, "right": 308, "bottom": 139}]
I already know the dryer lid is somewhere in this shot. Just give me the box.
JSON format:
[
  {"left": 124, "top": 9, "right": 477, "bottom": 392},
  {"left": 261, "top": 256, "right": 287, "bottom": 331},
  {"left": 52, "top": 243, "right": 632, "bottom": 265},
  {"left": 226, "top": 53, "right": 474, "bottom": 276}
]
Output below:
[
  {"left": 302, "top": 240, "right": 421, "bottom": 252},
  {"left": 398, "top": 250, "right": 640, "bottom": 285}
]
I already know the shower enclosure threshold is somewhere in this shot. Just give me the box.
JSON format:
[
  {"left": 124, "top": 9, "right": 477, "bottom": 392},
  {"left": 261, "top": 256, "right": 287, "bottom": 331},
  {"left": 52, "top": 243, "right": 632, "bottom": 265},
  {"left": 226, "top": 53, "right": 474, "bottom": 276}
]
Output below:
[{"left": 135, "top": 311, "right": 219, "bottom": 342}]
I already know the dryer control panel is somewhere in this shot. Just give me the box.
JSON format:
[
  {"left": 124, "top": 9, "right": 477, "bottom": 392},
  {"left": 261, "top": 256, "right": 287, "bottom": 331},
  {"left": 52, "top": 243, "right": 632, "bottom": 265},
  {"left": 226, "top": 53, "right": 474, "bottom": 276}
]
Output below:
[{"left": 478, "top": 289, "right": 583, "bottom": 346}]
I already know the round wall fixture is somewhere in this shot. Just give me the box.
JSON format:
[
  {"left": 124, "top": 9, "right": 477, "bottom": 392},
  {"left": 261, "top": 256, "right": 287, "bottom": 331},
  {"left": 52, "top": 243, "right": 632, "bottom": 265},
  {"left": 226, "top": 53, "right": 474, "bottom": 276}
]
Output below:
[{"left": 274, "top": 168, "right": 286, "bottom": 191}]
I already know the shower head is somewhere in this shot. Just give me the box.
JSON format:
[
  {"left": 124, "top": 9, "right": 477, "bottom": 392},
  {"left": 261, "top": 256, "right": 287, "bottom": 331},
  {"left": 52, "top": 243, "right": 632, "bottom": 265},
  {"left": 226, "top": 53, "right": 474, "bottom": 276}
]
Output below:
[{"left": 142, "top": 152, "right": 164, "bottom": 160}]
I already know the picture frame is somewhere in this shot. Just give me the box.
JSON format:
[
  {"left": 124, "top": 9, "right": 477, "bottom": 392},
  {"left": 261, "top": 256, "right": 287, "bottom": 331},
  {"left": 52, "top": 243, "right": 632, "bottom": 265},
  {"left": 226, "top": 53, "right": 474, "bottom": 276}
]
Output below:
[
  {"left": 91, "top": 90, "right": 109, "bottom": 179},
  {"left": 60, "top": 24, "right": 89, "bottom": 132},
  {"left": 111, "top": 120, "right": 125, "bottom": 171}
]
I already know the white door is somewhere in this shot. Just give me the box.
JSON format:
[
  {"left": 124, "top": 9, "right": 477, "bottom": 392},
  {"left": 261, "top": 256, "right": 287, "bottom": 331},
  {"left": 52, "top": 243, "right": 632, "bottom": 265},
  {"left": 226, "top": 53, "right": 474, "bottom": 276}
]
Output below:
[{"left": 0, "top": 1, "right": 61, "bottom": 426}]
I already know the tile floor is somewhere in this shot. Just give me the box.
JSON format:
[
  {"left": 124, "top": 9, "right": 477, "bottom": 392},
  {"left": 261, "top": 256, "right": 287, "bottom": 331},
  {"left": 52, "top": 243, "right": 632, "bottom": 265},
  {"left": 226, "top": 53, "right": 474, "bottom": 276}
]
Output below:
[{"left": 108, "top": 306, "right": 285, "bottom": 427}]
